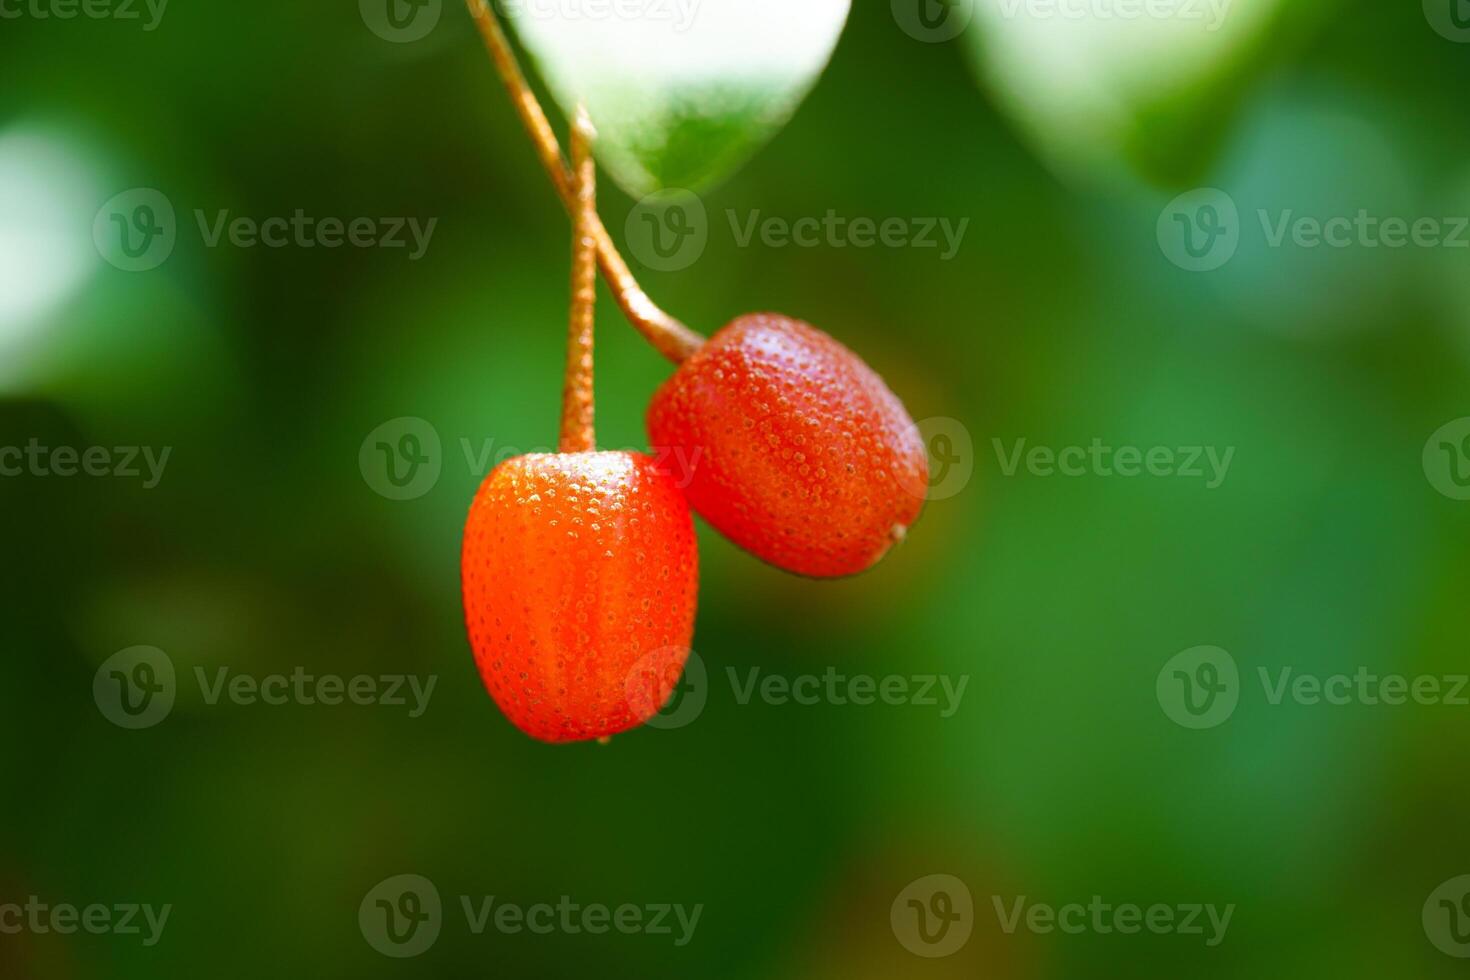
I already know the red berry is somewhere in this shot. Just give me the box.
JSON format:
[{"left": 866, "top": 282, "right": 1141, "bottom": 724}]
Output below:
[
  {"left": 647, "top": 313, "right": 929, "bottom": 578},
  {"left": 462, "top": 451, "right": 699, "bottom": 743}
]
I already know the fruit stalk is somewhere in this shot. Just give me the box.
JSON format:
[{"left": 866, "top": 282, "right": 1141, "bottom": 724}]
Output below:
[
  {"left": 465, "top": 0, "right": 704, "bottom": 364},
  {"left": 560, "top": 107, "right": 597, "bottom": 454}
]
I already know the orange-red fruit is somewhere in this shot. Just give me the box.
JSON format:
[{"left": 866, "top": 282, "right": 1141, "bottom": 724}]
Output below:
[
  {"left": 647, "top": 313, "right": 929, "bottom": 578},
  {"left": 462, "top": 451, "right": 698, "bottom": 743}
]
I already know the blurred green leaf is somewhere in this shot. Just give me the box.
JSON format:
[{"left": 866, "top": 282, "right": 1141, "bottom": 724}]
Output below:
[
  {"left": 505, "top": 0, "right": 850, "bottom": 195},
  {"left": 963, "top": 0, "right": 1330, "bottom": 184}
]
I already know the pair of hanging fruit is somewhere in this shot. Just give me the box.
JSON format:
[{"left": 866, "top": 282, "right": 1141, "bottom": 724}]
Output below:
[{"left": 461, "top": 1, "right": 929, "bottom": 743}]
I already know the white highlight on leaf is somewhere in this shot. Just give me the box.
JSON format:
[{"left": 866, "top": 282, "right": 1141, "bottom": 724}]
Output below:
[
  {"left": 971, "top": 0, "right": 1285, "bottom": 176},
  {"left": 0, "top": 127, "right": 98, "bottom": 350},
  {"left": 510, "top": 0, "right": 849, "bottom": 85},
  {"left": 506, "top": 0, "right": 850, "bottom": 194}
]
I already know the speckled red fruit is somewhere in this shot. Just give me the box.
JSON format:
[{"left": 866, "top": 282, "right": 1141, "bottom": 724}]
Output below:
[
  {"left": 647, "top": 313, "right": 929, "bottom": 578},
  {"left": 462, "top": 451, "right": 698, "bottom": 743}
]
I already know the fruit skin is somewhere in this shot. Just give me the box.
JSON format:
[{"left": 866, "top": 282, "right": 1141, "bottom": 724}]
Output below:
[
  {"left": 462, "top": 451, "right": 698, "bottom": 743},
  {"left": 647, "top": 313, "right": 929, "bottom": 578}
]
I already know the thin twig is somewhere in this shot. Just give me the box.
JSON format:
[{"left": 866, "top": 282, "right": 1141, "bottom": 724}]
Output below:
[
  {"left": 560, "top": 107, "right": 598, "bottom": 454},
  {"left": 466, "top": 0, "right": 704, "bottom": 364}
]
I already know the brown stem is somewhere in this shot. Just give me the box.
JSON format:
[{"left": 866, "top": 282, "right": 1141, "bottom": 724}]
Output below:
[
  {"left": 466, "top": 0, "right": 704, "bottom": 364},
  {"left": 560, "top": 108, "right": 597, "bottom": 454}
]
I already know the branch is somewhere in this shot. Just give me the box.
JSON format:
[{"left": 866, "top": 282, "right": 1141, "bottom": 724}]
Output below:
[
  {"left": 466, "top": 0, "right": 704, "bottom": 364},
  {"left": 560, "top": 107, "right": 598, "bottom": 454}
]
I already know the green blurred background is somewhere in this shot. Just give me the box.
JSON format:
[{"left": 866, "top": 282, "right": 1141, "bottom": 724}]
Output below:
[{"left": 4, "top": 0, "right": 1470, "bottom": 976}]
